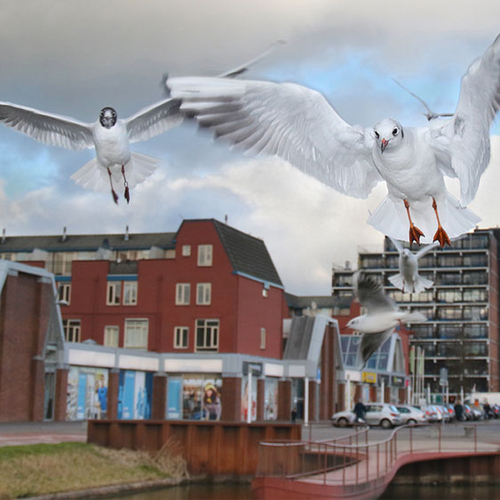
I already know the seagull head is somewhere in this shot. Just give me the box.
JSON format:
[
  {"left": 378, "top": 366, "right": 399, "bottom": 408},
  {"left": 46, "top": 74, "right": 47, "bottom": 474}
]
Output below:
[
  {"left": 347, "top": 317, "right": 360, "bottom": 330},
  {"left": 99, "top": 107, "right": 117, "bottom": 129},
  {"left": 373, "top": 118, "right": 404, "bottom": 153},
  {"left": 401, "top": 248, "right": 412, "bottom": 260}
]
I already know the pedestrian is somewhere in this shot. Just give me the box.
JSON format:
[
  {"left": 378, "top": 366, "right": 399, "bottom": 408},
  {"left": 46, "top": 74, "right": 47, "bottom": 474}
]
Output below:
[
  {"left": 354, "top": 399, "right": 366, "bottom": 424},
  {"left": 454, "top": 400, "right": 464, "bottom": 422},
  {"left": 291, "top": 407, "right": 298, "bottom": 423}
]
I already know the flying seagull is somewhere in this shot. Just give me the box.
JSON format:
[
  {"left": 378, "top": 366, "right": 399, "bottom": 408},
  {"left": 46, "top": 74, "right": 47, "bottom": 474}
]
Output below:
[
  {"left": 388, "top": 237, "right": 440, "bottom": 293},
  {"left": 0, "top": 41, "right": 285, "bottom": 204},
  {"left": 167, "top": 33, "right": 500, "bottom": 246},
  {"left": 347, "top": 273, "right": 426, "bottom": 370}
]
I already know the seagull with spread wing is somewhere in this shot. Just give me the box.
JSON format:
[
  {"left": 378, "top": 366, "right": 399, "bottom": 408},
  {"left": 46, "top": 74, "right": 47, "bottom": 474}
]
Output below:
[
  {"left": 0, "top": 41, "right": 285, "bottom": 204},
  {"left": 388, "top": 237, "right": 439, "bottom": 294},
  {"left": 167, "top": 33, "right": 500, "bottom": 246},
  {"left": 347, "top": 273, "right": 426, "bottom": 370}
]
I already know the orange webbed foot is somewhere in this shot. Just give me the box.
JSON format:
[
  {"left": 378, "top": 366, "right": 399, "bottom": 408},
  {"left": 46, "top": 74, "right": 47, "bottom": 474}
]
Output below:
[
  {"left": 433, "top": 226, "right": 451, "bottom": 248},
  {"left": 409, "top": 224, "right": 425, "bottom": 246}
]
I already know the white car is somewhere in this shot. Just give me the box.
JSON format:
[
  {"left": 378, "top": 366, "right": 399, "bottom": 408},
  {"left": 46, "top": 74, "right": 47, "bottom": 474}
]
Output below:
[
  {"left": 395, "top": 404, "right": 427, "bottom": 425},
  {"left": 331, "top": 403, "right": 402, "bottom": 429}
]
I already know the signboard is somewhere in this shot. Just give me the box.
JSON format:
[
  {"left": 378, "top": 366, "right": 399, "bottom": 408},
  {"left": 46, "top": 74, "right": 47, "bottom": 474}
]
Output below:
[
  {"left": 439, "top": 367, "right": 448, "bottom": 387},
  {"left": 243, "top": 362, "right": 263, "bottom": 376},
  {"left": 362, "top": 372, "right": 377, "bottom": 384}
]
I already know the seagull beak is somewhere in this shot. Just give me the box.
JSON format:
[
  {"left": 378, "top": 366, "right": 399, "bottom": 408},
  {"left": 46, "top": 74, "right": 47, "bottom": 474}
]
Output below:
[{"left": 381, "top": 138, "right": 388, "bottom": 153}]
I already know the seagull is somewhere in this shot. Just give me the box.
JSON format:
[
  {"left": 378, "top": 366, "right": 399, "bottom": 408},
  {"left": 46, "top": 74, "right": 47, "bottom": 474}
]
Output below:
[
  {"left": 388, "top": 237, "right": 440, "bottom": 293},
  {"left": 0, "top": 41, "right": 285, "bottom": 204},
  {"left": 347, "top": 272, "right": 426, "bottom": 370},
  {"left": 167, "top": 33, "right": 500, "bottom": 246}
]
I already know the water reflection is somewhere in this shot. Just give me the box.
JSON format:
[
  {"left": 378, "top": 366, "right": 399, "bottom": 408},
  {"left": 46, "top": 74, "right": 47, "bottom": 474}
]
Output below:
[{"left": 381, "top": 483, "right": 500, "bottom": 499}]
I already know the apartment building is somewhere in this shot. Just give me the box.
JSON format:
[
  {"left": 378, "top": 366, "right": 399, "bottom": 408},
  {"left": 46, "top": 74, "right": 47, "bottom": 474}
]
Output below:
[{"left": 332, "top": 229, "right": 500, "bottom": 398}]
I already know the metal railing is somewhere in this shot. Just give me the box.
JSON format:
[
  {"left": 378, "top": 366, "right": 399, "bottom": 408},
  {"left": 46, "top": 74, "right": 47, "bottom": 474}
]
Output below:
[{"left": 256, "top": 423, "right": 480, "bottom": 488}]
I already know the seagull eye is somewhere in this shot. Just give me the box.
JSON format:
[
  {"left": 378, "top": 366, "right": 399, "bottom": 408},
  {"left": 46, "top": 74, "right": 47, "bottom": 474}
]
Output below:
[
  {"left": 374, "top": 131, "right": 380, "bottom": 139},
  {"left": 392, "top": 128, "right": 399, "bottom": 136}
]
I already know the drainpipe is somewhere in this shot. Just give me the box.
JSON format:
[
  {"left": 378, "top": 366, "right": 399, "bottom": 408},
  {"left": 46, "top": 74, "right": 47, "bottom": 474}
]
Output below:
[
  {"left": 304, "top": 376, "right": 309, "bottom": 427},
  {"left": 247, "top": 371, "right": 252, "bottom": 424}
]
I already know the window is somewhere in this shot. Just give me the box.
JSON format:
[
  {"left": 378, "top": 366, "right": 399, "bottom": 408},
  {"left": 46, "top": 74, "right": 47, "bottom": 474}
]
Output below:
[
  {"left": 58, "top": 282, "right": 71, "bottom": 305},
  {"left": 104, "top": 326, "right": 119, "bottom": 347},
  {"left": 174, "top": 327, "right": 189, "bottom": 349},
  {"left": 195, "top": 319, "right": 219, "bottom": 351},
  {"left": 123, "top": 282, "right": 138, "bottom": 305},
  {"left": 197, "top": 245, "right": 213, "bottom": 267},
  {"left": 260, "top": 328, "right": 266, "bottom": 349},
  {"left": 124, "top": 319, "right": 149, "bottom": 349},
  {"left": 196, "top": 283, "right": 211, "bottom": 305},
  {"left": 176, "top": 283, "right": 191, "bottom": 305},
  {"left": 63, "top": 319, "right": 81, "bottom": 343},
  {"left": 107, "top": 282, "right": 122, "bottom": 305},
  {"left": 182, "top": 245, "right": 191, "bottom": 257}
]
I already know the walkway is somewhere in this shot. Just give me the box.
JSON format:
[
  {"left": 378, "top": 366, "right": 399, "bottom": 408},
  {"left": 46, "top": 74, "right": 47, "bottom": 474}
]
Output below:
[
  {"left": 0, "top": 421, "right": 87, "bottom": 447},
  {"left": 253, "top": 424, "right": 500, "bottom": 500}
]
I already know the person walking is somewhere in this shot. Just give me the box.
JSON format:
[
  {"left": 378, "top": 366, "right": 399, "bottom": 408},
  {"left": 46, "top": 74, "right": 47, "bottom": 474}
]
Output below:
[
  {"left": 354, "top": 399, "right": 367, "bottom": 424},
  {"left": 454, "top": 400, "right": 464, "bottom": 422}
]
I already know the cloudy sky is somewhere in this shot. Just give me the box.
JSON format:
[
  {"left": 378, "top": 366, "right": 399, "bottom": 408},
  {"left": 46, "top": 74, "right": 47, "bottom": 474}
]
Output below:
[{"left": 1, "top": 0, "right": 500, "bottom": 294}]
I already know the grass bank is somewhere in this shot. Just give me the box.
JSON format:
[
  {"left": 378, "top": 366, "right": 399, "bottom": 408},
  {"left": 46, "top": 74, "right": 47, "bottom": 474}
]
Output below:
[{"left": 0, "top": 440, "right": 188, "bottom": 500}]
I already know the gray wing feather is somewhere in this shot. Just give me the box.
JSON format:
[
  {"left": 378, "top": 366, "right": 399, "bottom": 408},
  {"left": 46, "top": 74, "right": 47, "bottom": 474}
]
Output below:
[
  {"left": 355, "top": 273, "right": 397, "bottom": 312},
  {"left": 125, "top": 98, "right": 183, "bottom": 144},
  {"left": 168, "top": 77, "right": 381, "bottom": 199},
  {"left": 0, "top": 102, "right": 93, "bottom": 150},
  {"left": 356, "top": 328, "right": 394, "bottom": 370}
]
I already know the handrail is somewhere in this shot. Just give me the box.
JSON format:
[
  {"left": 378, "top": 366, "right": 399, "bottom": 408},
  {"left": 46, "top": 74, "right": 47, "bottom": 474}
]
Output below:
[{"left": 256, "top": 422, "right": 481, "bottom": 487}]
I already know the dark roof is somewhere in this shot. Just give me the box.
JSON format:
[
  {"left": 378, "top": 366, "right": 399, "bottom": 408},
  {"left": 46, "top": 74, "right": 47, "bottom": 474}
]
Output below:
[
  {"left": 285, "top": 293, "right": 352, "bottom": 309},
  {"left": 211, "top": 220, "right": 283, "bottom": 287},
  {"left": 0, "top": 232, "right": 176, "bottom": 253}
]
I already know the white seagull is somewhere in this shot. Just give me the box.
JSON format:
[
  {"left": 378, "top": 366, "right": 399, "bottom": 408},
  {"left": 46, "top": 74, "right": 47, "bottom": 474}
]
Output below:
[
  {"left": 388, "top": 237, "right": 439, "bottom": 294},
  {"left": 0, "top": 41, "right": 285, "bottom": 204},
  {"left": 347, "top": 273, "right": 426, "bottom": 370},
  {"left": 167, "top": 32, "right": 500, "bottom": 246}
]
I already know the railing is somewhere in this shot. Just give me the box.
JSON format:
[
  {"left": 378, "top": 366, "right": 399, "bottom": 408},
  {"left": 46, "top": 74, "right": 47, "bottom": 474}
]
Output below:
[{"left": 256, "top": 423, "right": 479, "bottom": 487}]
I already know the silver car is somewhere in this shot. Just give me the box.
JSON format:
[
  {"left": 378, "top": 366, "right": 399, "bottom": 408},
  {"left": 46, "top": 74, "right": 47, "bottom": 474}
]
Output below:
[
  {"left": 332, "top": 403, "right": 402, "bottom": 429},
  {"left": 395, "top": 404, "right": 427, "bottom": 425}
]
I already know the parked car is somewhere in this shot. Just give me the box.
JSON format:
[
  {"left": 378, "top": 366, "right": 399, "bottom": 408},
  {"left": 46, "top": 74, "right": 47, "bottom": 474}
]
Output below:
[
  {"left": 331, "top": 403, "right": 402, "bottom": 429},
  {"left": 435, "top": 405, "right": 451, "bottom": 423},
  {"left": 444, "top": 404, "right": 456, "bottom": 421},
  {"left": 463, "top": 404, "right": 474, "bottom": 421},
  {"left": 422, "top": 405, "right": 442, "bottom": 423},
  {"left": 395, "top": 404, "right": 427, "bottom": 425}
]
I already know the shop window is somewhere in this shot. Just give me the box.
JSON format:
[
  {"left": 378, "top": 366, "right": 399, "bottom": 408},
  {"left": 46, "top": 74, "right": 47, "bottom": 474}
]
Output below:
[
  {"left": 176, "top": 283, "right": 191, "bottom": 305},
  {"left": 58, "top": 282, "right": 71, "bottom": 305},
  {"left": 123, "top": 282, "right": 138, "bottom": 305},
  {"left": 104, "top": 326, "right": 119, "bottom": 347},
  {"left": 195, "top": 319, "right": 219, "bottom": 352},
  {"left": 107, "top": 282, "right": 122, "bottom": 305},
  {"left": 63, "top": 319, "right": 81, "bottom": 342},
  {"left": 196, "top": 283, "right": 212, "bottom": 305},
  {"left": 197, "top": 244, "right": 213, "bottom": 267},
  {"left": 174, "top": 326, "right": 189, "bottom": 349},
  {"left": 124, "top": 319, "right": 148, "bottom": 350}
]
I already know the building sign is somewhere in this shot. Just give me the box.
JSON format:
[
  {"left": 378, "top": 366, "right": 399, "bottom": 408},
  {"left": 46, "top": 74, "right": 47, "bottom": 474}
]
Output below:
[
  {"left": 392, "top": 376, "right": 405, "bottom": 387},
  {"left": 362, "top": 372, "right": 377, "bottom": 384},
  {"left": 243, "top": 362, "right": 263, "bottom": 376}
]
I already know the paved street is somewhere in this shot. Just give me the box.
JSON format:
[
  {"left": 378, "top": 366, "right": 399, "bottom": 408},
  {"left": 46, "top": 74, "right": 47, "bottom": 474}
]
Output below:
[{"left": 0, "top": 421, "right": 87, "bottom": 447}]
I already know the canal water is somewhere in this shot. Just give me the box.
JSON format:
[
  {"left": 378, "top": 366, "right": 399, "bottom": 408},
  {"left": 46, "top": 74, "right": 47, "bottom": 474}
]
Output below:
[{"left": 109, "top": 482, "right": 500, "bottom": 499}]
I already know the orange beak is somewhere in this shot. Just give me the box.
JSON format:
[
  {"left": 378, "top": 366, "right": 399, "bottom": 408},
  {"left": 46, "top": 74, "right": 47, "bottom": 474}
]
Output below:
[{"left": 381, "top": 138, "right": 388, "bottom": 153}]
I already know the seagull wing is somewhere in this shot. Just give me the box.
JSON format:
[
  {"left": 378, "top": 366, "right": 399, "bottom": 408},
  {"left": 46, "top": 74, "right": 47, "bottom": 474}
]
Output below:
[
  {"left": 0, "top": 102, "right": 94, "bottom": 150},
  {"left": 429, "top": 33, "right": 500, "bottom": 205},
  {"left": 168, "top": 77, "right": 381, "bottom": 199},
  {"left": 125, "top": 98, "right": 183, "bottom": 144},
  {"left": 355, "top": 273, "right": 397, "bottom": 313},
  {"left": 415, "top": 240, "right": 440, "bottom": 260},
  {"left": 388, "top": 236, "right": 403, "bottom": 254},
  {"left": 356, "top": 328, "right": 394, "bottom": 370}
]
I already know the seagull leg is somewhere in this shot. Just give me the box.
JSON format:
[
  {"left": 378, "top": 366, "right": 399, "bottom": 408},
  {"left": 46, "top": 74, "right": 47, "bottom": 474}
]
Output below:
[
  {"left": 107, "top": 167, "right": 119, "bottom": 205},
  {"left": 432, "top": 197, "right": 451, "bottom": 248},
  {"left": 122, "top": 165, "right": 130, "bottom": 204},
  {"left": 404, "top": 199, "right": 424, "bottom": 246}
]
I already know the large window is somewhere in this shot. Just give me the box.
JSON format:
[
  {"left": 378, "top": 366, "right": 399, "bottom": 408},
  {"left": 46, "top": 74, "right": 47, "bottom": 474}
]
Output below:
[
  {"left": 463, "top": 288, "right": 487, "bottom": 302},
  {"left": 124, "top": 319, "right": 148, "bottom": 349},
  {"left": 196, "top": 283, "right": 212, "bottom": 305},
  {"left": 107, "top": 282, "right": 122, "bottom": 305},
  {"left": 174, "top": 327, "right": 189, "bottom": 349},
  {"left": 463, "top": 271, "right": 488, "bottom": 285},
  {"left": 104, "top": 326, "right": 119, "bottom": 347},
  {"left": 437, "top": 289, "right": 462, "bottom": 303},
  {"left": 463, "top": 306, "right": 488, "bottom": 321},
  {"left": 195, "top": 319, "right": 219, "bottom": 352},
  {"left": 63, "top": 319, "right": 81, "bottom": 343},
  {"left": 123, "top": 282, "right": 138, "bottom": 305},
  {"left": 58, "top": 282, "right": 71, "bottom": 305},
  {"left": 197, "top": 245, "right": 213, "bottom": 267},
  {"left": 260, "top": 328, "right": 266, "bottom": 349},
  {"left": 176, "top": 283, "right": 191, "bottom": 305}
]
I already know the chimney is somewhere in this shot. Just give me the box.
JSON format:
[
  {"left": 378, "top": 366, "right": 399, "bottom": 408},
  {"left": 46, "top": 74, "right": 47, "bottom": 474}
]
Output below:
[
  {"left": 1, "top": 229, "right": 5, "bottom": 244},
  {"left": 345, "top": 260, "right": 351, "bottom": 270},
  {"left": 61, "top": 227, "right": 67, "bottom": 242},
  {"left": 224, "top": 215, "right": 228, "bottom": 224},
  {"left": 124, "top": 225, "right": 129, "bottom": 241}
]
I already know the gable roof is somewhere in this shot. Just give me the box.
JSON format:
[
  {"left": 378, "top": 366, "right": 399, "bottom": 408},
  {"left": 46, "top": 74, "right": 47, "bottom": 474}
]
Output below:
[{"left": 212, "top": 220, "right": 283, "bottom": 288}]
